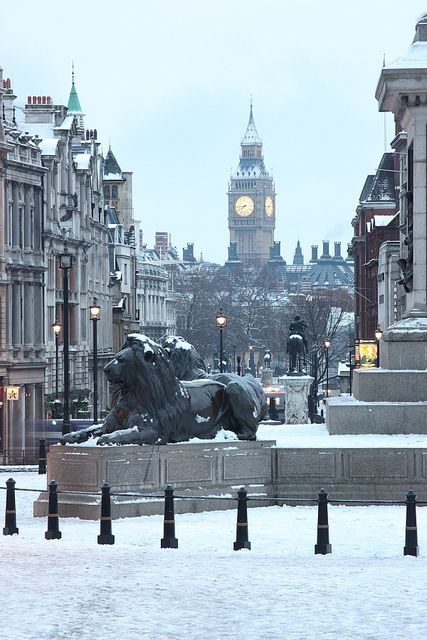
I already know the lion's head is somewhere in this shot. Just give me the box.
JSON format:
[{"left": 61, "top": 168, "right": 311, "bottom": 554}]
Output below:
[
  {"left": 162, "top": 335, "right": 207, "bottom": 380},
  {"left": 104, "top": 334, "right": 190, "bottom": 441}
]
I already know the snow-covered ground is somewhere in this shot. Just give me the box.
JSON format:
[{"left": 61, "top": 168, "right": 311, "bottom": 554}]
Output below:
[
  {"left": 0, "top": 470, "right": 426, "bottom": 640},
  {"left": 256, "top": 422, "right": 427, "bottom": 448}
]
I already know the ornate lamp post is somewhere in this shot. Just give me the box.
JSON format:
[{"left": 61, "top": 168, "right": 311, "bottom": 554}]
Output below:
[
  {"left": 52, "top": 320, "right": 61, "bottom": 402},
  {"left": 347, "top": 343, "right": 355, "bottom": 395},
  {"left": 215, "top": 308, "right": 227, "bottom": 373},
  {"left": 90, "top": 300, "right": 101, "bottom": 424},
  {"left": 324, "top": 338, "right": 331, "bottom": 400},
  {"left": 310, "top": 346, "right": 319, "bottom": 408},
  {"left": 375, "top": 326, "right": 383, "bottom": 368},
  {"left": 59, "top": 249, "right": 73, "bottom": 436}
]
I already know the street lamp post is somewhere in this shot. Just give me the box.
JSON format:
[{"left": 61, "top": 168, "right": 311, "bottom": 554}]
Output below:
[
  {"left": 59, "top": 249, "right": 73, "bottom": 436},
  {"left": 348, "top": 343, "right": 354, "bottom": 395},
  {"left": 310, "top": 347, "right": 318, "bottom": 408},
  {"left": 52, "top": 320, "right": 61, "bottom": 402},
  {"left": 324, "top": 338, "right": 331, "bottom": 400},
  {"left": 374, "top": 326, "right": 383, "bottom": 368},
  {"left": 90, "top": 300, "right": 101, "bottom": 424},
  {"left": 215, "top": 308, "right": 227, "bottom": 373}
]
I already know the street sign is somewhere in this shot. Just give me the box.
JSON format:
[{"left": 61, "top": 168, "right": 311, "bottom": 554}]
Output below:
[{"left": 6, "top": 386, "right": 20, "bottom": 401}]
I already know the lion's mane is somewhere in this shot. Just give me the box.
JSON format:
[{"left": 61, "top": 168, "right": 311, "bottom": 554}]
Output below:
[
  {"left": 106, "top": 335, "right": 191, "bottom": 442},
  {"left": 162, "top": 335, "right": 207, "bottom": 380}
]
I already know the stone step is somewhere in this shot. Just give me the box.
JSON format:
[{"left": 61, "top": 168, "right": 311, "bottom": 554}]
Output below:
[
  {"left": 326, "top": 396, "right": 427, "bottom": 435},
  {"left": 353, "top": 368, "right": 427, "bottom": 402}
]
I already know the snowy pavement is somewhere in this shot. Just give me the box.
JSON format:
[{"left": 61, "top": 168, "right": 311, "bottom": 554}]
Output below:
[
  {"left": 257, "top": 422, "right": 427, "bottom": 448},
  {"left": 0, "top": 471, "right": 426, "bottom": 639}
]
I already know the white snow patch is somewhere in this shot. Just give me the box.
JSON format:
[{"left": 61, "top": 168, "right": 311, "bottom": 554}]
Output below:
[{"left": 0, "top": 471, "right": 427, "bottom": 639}]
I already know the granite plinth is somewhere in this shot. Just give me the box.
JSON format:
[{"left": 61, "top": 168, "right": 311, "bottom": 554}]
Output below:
[
  {"left": 326, "top": 397, "right": 427, "bottom": 435},
  {"left": 274, "top": 447, "right": 427, "bottom": 502},
  {"left": 33, "top": 440, "right": 276, "bottom": 519},
  {"left": 32, "top": 437, "right": 427, "bottom": 517},
  {"left": 353, "top": 368, "right": 427, "bottom": 402}
]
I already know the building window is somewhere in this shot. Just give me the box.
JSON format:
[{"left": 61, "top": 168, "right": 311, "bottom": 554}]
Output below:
[
  {"left": 124, "top": 263, "right": 128, "bottom": 285},
  {"left": 111, "top": 185, "right": 118, "bottom": 199},
  {"left": 104, "top": 185, "right": 110, "bottom": 199}
]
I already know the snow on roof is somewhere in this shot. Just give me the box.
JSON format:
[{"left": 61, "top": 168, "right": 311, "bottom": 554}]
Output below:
[
  {"left": 386, "top": 41, "right": 427, "bottom": 70},
  {"left": 103, "top": 173, "right": 124, "bottom": 181},
  {"left": 74, "top": 153, "right": 91, "bottom": 170},
  {"left": 21, "top": 122, "right": 54, "bottom": 139},
  {"left": 54, "top": 115, "right": 75, "bottom": 131},
  {"left": 38, "top": 138, "right": 59, "bottom": 156},
  {"left": 372, "top": 214, "right": 396, "bottom": 227}
]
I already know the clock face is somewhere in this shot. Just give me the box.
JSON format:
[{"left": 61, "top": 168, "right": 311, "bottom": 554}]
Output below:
[
  {"left": 235, "top": 195, "right": 254, "bottom": 217},
  {"left": 265, "top": 196, "right": 274, "bottom": 217}
]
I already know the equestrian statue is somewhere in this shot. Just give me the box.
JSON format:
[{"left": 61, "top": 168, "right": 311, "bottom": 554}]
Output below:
[{"left": 287, "top": 315, "right": 308, "bottom": 374}]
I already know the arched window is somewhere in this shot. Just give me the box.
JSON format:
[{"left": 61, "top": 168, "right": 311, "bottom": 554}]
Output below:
[
  {"left": 111, "top": 185, "right": 118, "bottom": 199},
  {"left": 103, "top": 185, "right": 110, "bottom": 199}
]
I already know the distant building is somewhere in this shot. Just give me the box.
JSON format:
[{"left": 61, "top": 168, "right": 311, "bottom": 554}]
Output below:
[
  {"left": 155, "top": 232, "right": 169, "bottom": 255},
  {"left": 283, "top": 241, "right": 353, "bottom": 294},
  {"left": 228, "top": 104, "right": 276, "bottom": 267},
  {"left": 0, "top": 67, "right": 112, "bottom": 460},
  {"left": 349, "top": 152, "right": 399, "bottom": 339},
  {"left": 104, "top": 146, "right": 139, "bottom": 351}
]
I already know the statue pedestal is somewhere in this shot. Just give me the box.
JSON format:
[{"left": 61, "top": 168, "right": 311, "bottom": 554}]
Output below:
[
  {"left": 327, "top": 316, "right": 427, "bottom": 435},
  {"left": 282, "top": 375, "right": 313, "bottom": 424},
  {"left": 261, "top": 369, "right": 273, "bottom": 385},
  {"left": 33, "top": 440, "right": 276, "bottom": 519}
]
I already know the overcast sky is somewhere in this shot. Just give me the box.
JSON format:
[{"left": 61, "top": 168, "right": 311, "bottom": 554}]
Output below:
[{"left": 2, "top": 1, "right": 427, "bottom": 264}]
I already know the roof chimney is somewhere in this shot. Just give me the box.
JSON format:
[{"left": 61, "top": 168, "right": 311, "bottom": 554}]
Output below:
[
  {"left": 413, "top": 13, "right": 427, "bottom": 42},
  {"left": 322, "top": 241, "right": 330, "bottom": 257},
  {"left": 334, "top": 241, "right": 341, "bottom": 258},
  {"left": 311, "top": 245, "right": 318, "bottom": 262}
]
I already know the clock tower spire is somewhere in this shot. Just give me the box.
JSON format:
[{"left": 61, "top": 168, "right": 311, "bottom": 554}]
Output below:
[{"left": 228, "top": 104, "right": 276, "bottom": 267}]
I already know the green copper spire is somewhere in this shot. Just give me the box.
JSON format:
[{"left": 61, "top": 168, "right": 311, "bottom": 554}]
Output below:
[{"left": 67, "top": 63, "right": 83, "bottom": 113}]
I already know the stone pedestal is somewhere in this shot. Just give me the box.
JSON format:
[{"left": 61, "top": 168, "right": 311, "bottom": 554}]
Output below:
[
  {"left": 32, "top": 441, "right": 427, "bottom": 511},
  {"left": 327, "top": 326, "right": 427, "bottom": 435},
  {"left": 381, "top": 316, "right": 427, "bottom": 370},
  {"left": 33, "top": 440, "right": 276, "bottom": 519},
  {"left": 261, "top": 368, "right": 273, "bottom": 385},
  {"left": 282, "top": 375, "right": 313, "bottom": 424}
]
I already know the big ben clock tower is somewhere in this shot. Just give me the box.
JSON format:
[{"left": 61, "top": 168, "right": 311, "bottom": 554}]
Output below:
[{"left": 228, "top": 103, "right": 276, "bottom": 267}]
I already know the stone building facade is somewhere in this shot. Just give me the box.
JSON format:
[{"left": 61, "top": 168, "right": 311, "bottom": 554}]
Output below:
[
  {"left": 0, "top": 69, "right": 113, "bottom": 461},
  {"left": 349, "top": 152, "right": 399, "bottom": 339},
  {"left": 103, "top": 146, "right": 139, "bottom": 352},
  {"left": 0, "top": 70, "right": 47, "bottom": 460}
]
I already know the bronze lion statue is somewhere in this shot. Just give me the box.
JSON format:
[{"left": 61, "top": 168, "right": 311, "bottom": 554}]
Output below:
[
  {"left": 163, "top": 335, "right": 268, "bottom": 437},
  {"left": 61, "top": 334, "right": 266, "bottom": 446}
]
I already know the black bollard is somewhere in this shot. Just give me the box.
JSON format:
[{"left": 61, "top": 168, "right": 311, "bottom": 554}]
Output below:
[
  {"left": 233, "top": 487, "right": 251, "bottom": 551},
  {"left": 38, "top": 438, "right": 47, "bottom": 475},
  {"left": 45, "top": 480, "right": 62, "bottom": 540},
  {"left": 97, "top": 482, "right": 115, "bottom": 545},
  {"left": 404, "top": 490, "right": 419, "bottom": 557},
  {"left": 3, "top": 477, "right": 19, "bottom": 536},
  {"left": 161, "top": 485, "right": 178, "bottom": 549},
  {"left": 314, "top": 488, "right": 332, "bottom": 555}
]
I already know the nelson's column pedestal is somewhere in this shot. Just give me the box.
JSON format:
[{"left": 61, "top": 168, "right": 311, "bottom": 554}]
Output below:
[{"left": 327, "top": 13, "right": 427, "bottom": 434}]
